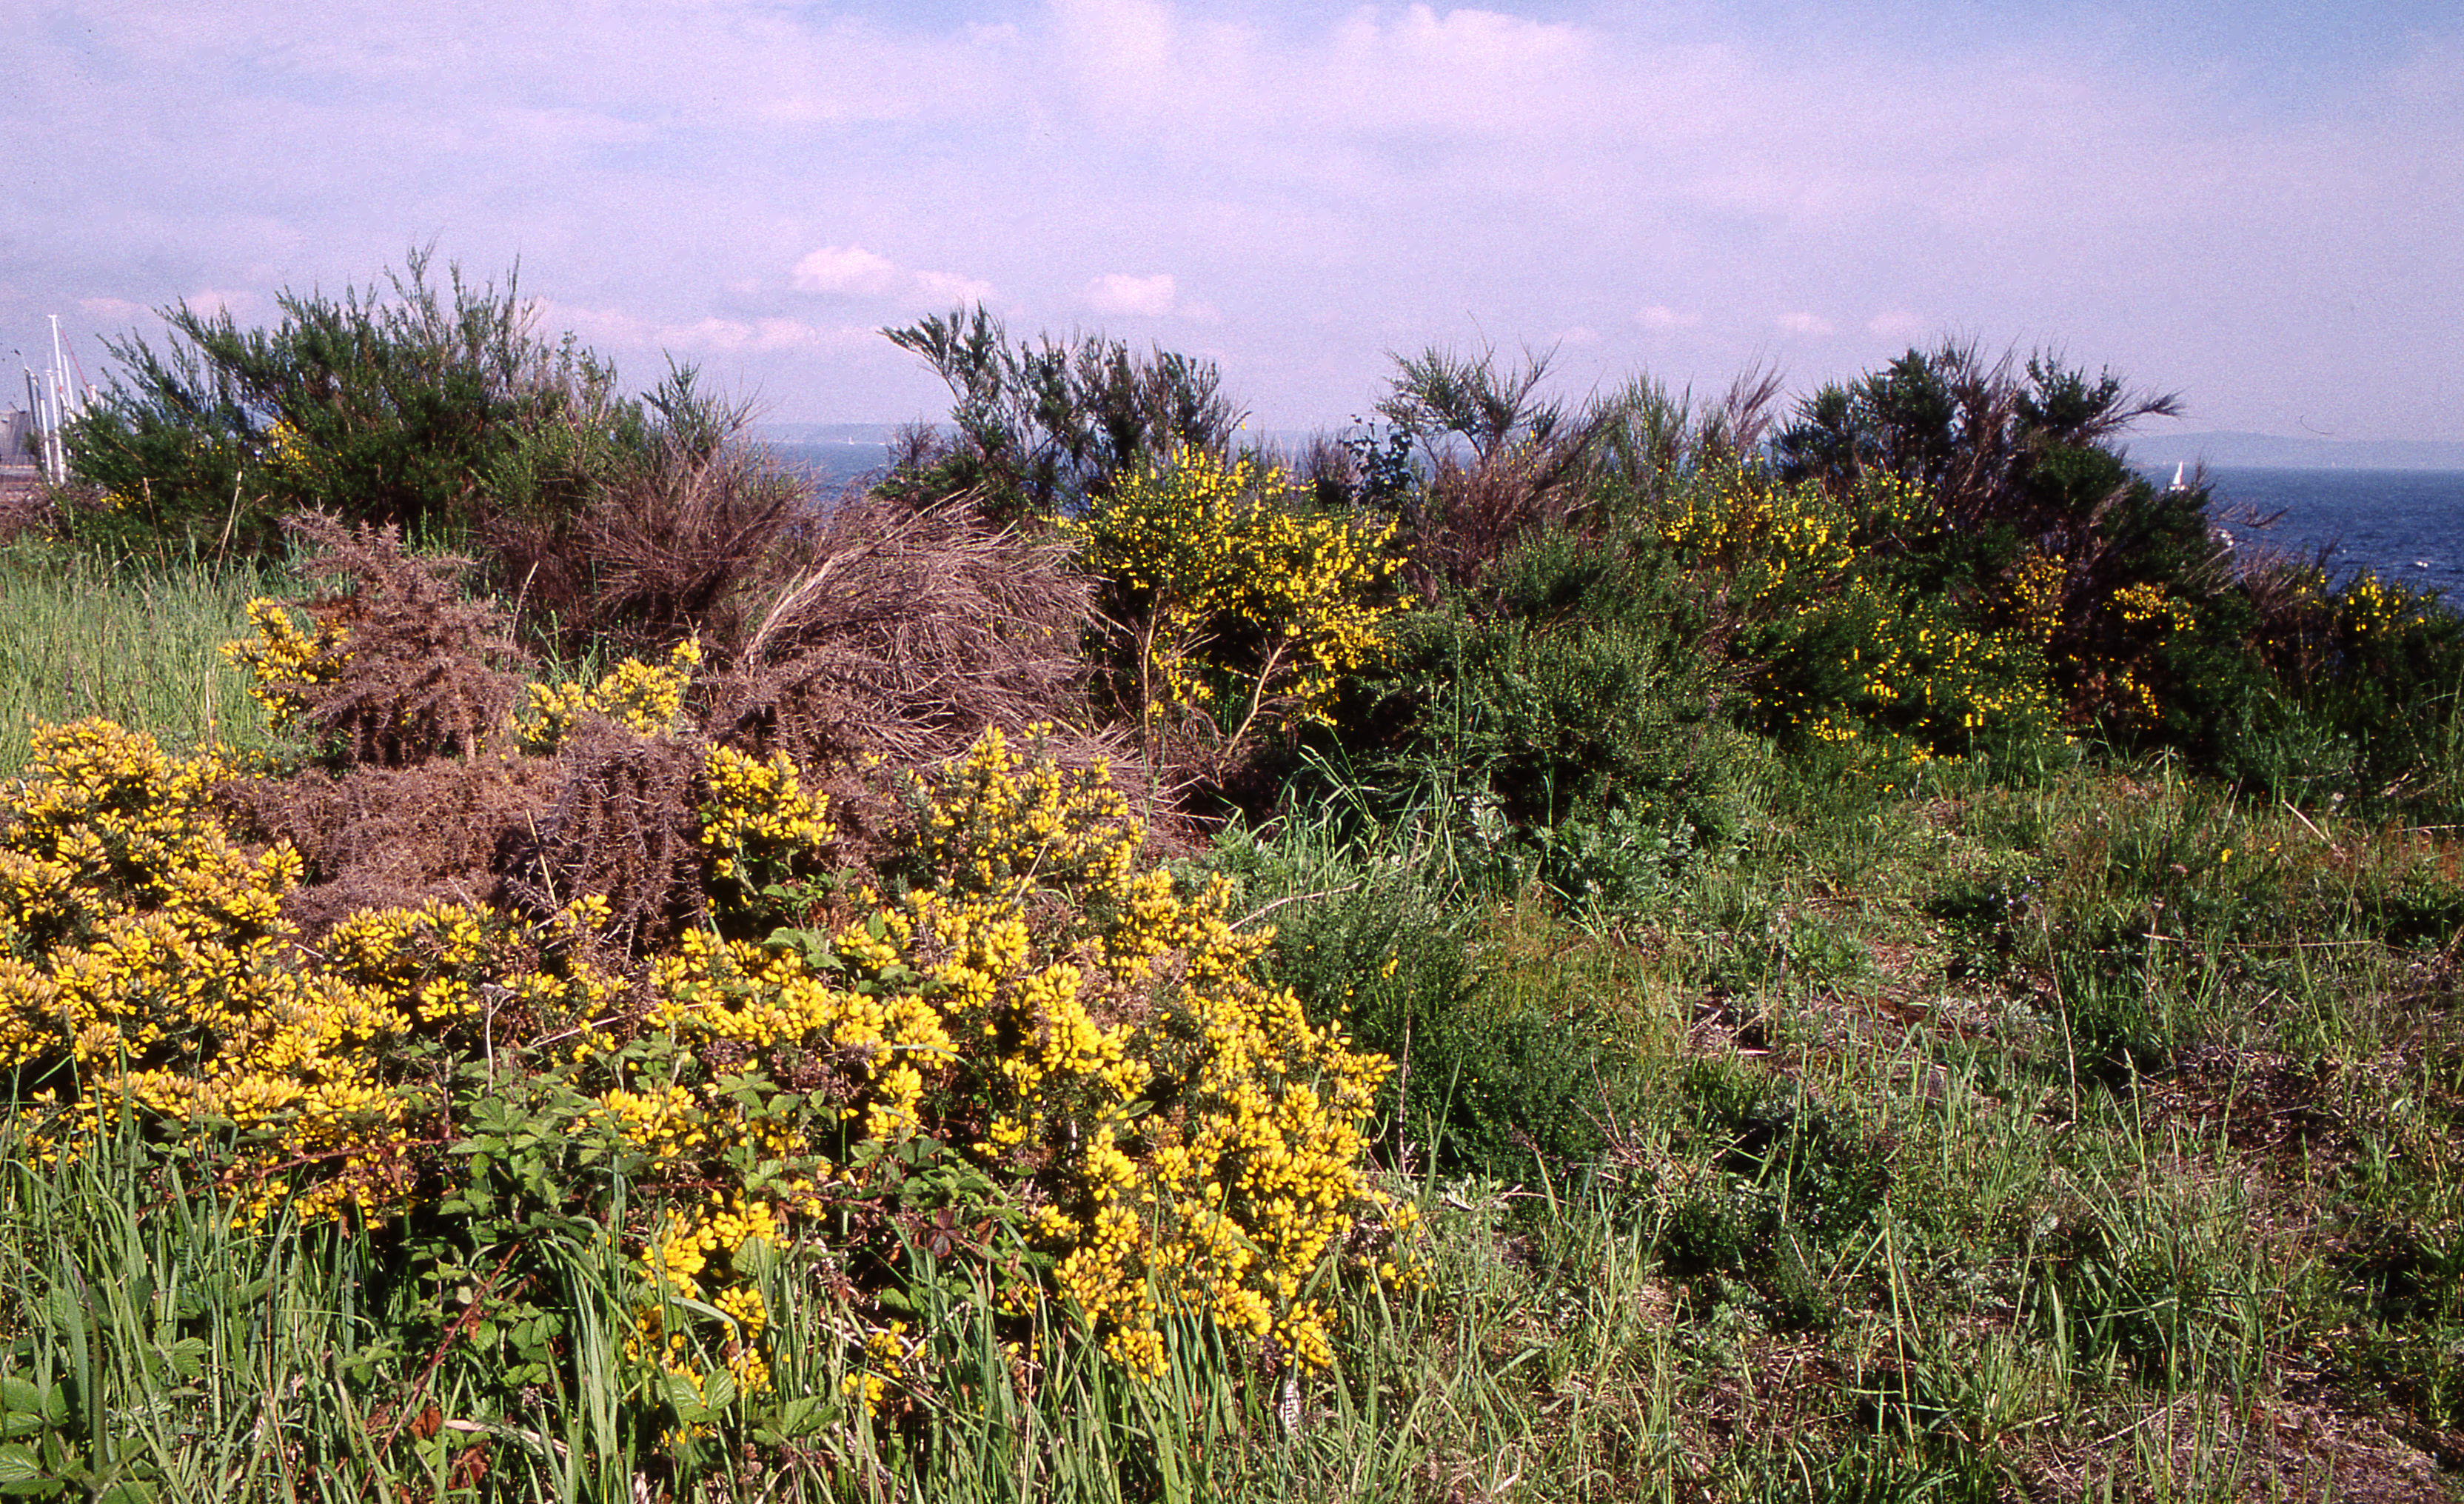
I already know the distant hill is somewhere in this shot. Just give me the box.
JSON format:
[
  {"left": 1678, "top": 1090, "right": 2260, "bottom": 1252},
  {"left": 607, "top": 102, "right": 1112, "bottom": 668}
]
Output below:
[{"left": 2126, "top": 431, "right": 2464, "bottom": 472}]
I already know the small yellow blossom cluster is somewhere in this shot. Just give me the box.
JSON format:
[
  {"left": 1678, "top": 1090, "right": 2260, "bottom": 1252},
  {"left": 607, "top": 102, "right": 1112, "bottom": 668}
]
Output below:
[
  {"left": 256, "top": 416, "right": 323, "bottom": 484},
  {"left": 644, "top": 922, "right": 957, "bottom": 1143},
  {"left": 912, "top": 726, "right": 1138, "bottom": 904},
  {"left": 2110, "top": 581, "right": 2199, "bottom": 635},
  {"left": 2336, "top": 572, "right": 2434, "bottom": 641},
  {"left": 697, "top": 743, "right": 837, "bottom": 891},
  {"left": 222, "top": 598, "right": 351, "bottom": 732},
  {"left": 2063, "top": 582, "right": 2203, "bottom": 726},
  {"left": 840, "top": 1319, "right": 913, "bottom": 1418},
  {"left": 628, "top": 1194, "right": 777, "bottom": 1421},
  {"left": 321, "top": 895, "right": 620, "bottom": 1043},
  {"left": 517, "top": 640, "right": 703, "bottom": 751},
  {"left": 1072, "top": 449, "right": 1406, "bottom": 726},
  {"left": 2007, "top": 549, "right": 2068, "bottom": 646}
]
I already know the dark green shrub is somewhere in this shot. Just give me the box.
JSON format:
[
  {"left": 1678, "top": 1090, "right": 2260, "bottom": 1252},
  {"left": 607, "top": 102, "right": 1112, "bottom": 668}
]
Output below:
[
  {"left": 880, "top": 304, "right": 1239, "bottom": 524},
  {"left": 64, "top": 250, "right": 667, "bottom": 558},
  {"left": 1389, "top": 527, "right": 1755, "bottom": 872}
]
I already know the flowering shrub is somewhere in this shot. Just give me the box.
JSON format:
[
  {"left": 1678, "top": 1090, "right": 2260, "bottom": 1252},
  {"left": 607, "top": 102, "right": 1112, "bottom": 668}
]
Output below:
[
  {"left": 223, "top": 598, "right": 351, "bottom": 733},
  {"left": 1071, "top": 449, "right": 1405, "bottom": 742},
  {"left": 517, "top": 638, "right": 703, "bottom": 751},
  {"left": 655, "top": 726, "right": 1408, "bottom": 1378},
  {"left": 1655, "top": 467, "right": 2065, "bottom": 769},
  {"left": 0, "top": 707, "right": 1407, "bottom": 1448},
  {"left": 1656, "top": 462, "right": 1863, "bottom": 617}
]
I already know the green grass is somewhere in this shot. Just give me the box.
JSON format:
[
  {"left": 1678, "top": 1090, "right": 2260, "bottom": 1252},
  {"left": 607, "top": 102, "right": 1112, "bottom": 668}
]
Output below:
[
  {"left": 0, "top": 543, "right": 292, "bottom": 774},
  {"left": 1213, "top": 746, "right": 2464, "bottom": 1500}
]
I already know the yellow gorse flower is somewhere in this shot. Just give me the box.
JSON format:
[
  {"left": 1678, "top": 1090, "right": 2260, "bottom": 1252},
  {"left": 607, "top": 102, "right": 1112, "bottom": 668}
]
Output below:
[{"left": 1072, "top": 449, "right": 1407, "bottom": 729}]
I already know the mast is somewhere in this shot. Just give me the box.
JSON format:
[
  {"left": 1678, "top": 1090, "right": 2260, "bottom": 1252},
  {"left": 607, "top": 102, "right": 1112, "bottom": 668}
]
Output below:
[{"left": 36, "top": 315, "right": 83, "bottom": 485}]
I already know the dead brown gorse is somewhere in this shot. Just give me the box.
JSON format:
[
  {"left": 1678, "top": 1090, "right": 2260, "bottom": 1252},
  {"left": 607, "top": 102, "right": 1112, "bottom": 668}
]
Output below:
[
  {"left": 709, "top": 489, "right": 1099, "bottom": 772},
  {"left": 487, "top": 425, "right": 811, "bottom": 658},
  {"left": 270, "top": 512, "right": 522, "bottom": 768}
]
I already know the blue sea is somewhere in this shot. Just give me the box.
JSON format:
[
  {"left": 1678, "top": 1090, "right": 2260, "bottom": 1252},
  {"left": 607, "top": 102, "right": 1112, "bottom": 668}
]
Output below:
[
  {"left": 771, "top": 440, "right": 896, "bottom": 495},
  {"left": 2165, "top": 467, "right": 2464, "bottom": 602}
]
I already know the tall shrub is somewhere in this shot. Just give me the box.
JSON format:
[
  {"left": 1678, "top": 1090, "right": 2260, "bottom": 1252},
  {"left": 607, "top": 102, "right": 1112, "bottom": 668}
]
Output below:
[
  {"left": 883, "top": 305, "right": 1241, "bottom": 523},
  {"left": 64, "top": 249, "right": 704, "bottom": 559}
]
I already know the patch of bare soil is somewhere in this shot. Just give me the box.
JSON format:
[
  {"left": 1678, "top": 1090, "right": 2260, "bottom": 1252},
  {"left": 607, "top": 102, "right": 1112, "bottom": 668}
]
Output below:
[{"left": 0, "top": 465, "right": 53, "bottom": 541}]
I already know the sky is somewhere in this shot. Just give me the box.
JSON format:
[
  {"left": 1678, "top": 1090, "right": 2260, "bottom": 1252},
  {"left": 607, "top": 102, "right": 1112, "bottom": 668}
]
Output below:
[{"left": 4, "top": 0, "right": 2460, "bottom": 444}]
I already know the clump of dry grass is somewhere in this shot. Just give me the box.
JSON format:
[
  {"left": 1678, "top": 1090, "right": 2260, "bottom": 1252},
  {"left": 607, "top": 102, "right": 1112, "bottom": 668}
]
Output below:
[
  {"left": 487, "top": 430, "right": 811, "bottom": 657},
  {"left": 710, "top": 492, "right": 1098, "bottom": 762}
]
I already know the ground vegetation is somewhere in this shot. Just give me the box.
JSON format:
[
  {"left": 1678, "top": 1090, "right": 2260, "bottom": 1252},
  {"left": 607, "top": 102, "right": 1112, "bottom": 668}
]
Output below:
[{"left": 5, "top": 275, "right": 2464, "bottom": 1500}]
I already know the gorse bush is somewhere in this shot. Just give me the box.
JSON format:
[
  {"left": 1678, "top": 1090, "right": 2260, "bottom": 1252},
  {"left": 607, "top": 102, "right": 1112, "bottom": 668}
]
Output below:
[
  {"left": 61, "top": 251, "right": 808, "bottom": 677},
  {"left": 64, "top": 250, "right": 652, "bottom": 558},
  {"left": 1071, "top": 448, "right": 1407, "bottom": 767},
  {"left": 883, "top": 304, "right": 1241, "bottom": 524},
  {"left": 0, "top": 698, "right": 1410, "bottom": 1455}
]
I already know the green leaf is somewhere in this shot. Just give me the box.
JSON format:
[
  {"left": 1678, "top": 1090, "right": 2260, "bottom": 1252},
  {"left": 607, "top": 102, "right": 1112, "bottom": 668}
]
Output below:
[
  {"left": 771, "top": 1395, "right": 831, "bottom": 1437},
  {"left": 0, "top": 1443, "right": 55, "bottom": 1493},
  {"left": 660, "top": 1374, "right": 716, "bottom": 1426}
]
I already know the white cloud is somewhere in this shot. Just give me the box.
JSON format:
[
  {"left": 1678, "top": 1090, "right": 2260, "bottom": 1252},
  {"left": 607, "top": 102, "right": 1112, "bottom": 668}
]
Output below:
[
  {"left": 1638, "top": 306, "right": 1701, "bottom": 331},
  {"left": 912, "top": 270, "right": 997, "bottom": 306},
  {"left": 1085, "top": 273, "right": 1177, "bottom": 317},
  {"left": 792, "top": 247, "right": 994, "bottom": 308},
  {"left": 530, "top": 299, "right": 867, "bottom": 357},
  {"left": 1775, "top": 312, "right": 1835, "bottom": 337},
  {"left": 1865, "top": 310, "right": 1929, "bottom": 340},
  {"left": 660, "top": 317, "right": 839, "bottom": 354},
  {"left": 791, "top": 246, "right": 902, "bottom": 298}
]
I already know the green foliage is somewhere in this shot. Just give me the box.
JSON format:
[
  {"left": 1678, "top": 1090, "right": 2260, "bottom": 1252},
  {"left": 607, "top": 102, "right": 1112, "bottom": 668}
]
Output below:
[
  {"left": 1773, "top": 343, "right": 2180, "bottom": 522},
  {"left": 1378, "top": 343, "right": 1593, "bottom": 464},
  {"left": 1656, "top": 1060, "right": 1888, "bottom": 1328},
  {"left": 62, "top": 249, "right": 710, "bottom": 562},
  {"left": 1390, "top": 526, "right": 1758, "bottom": 880},
  {"left": 1214, "top": 803, "right": 1664, "bottom": 1181},
  {"left": 883, "top": 304, "right": 1240, "bottom": 523}
]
